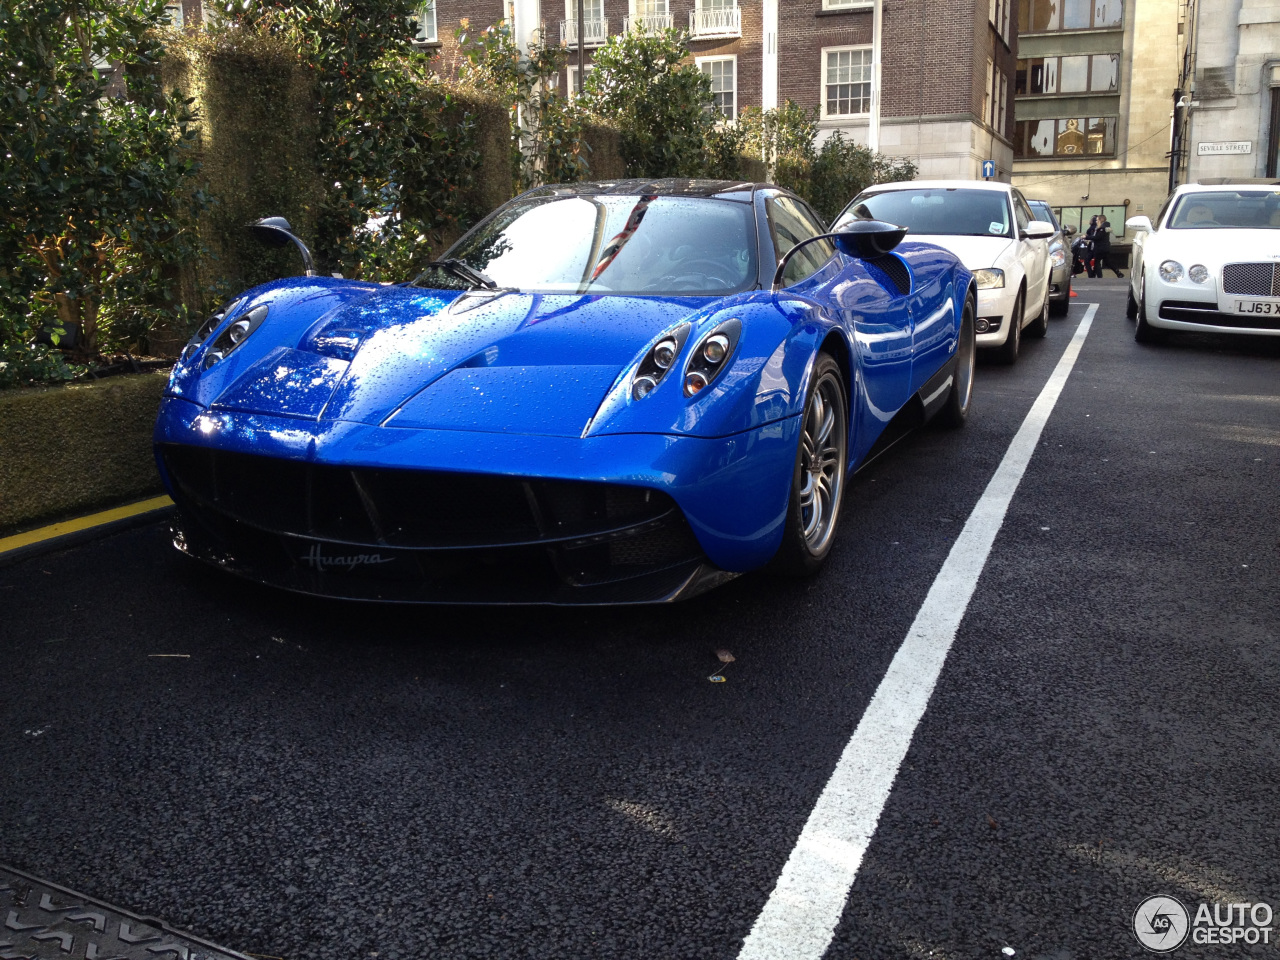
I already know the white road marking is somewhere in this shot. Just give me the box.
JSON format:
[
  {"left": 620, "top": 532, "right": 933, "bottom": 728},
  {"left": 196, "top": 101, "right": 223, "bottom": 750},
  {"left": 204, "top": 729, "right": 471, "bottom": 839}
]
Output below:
[{"left": 738, "top": 304, "right": 1099, "bottom": 960}]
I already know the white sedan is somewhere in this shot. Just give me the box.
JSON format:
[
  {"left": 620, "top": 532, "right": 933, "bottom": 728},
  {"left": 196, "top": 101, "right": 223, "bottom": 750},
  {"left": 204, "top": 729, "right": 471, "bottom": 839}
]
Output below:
[
  {"left": 835, "top": 180, "right": 1055, "bottom": 363},
  {"left": 1126, "top": 182, "right": 1280, "bottom": 342}
]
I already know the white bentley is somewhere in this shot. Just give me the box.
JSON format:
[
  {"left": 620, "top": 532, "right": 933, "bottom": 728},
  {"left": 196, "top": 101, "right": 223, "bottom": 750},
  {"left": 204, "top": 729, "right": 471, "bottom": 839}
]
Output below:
[{"left": 1126, "top": 182, "right": 1280, "bottom": 342}]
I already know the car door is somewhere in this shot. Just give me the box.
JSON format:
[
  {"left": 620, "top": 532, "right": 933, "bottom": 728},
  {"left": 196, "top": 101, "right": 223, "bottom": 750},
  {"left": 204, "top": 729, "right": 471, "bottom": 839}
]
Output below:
[
  {"left": 765, "top": 194, "right": 913, "bottom": 446},
  {"left": 1013, "top": 190, "right": 1048, "bottom": 310}
]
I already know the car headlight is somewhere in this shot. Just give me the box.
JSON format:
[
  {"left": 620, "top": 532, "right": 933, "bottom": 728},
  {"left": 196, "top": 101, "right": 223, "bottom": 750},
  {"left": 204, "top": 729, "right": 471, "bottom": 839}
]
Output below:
[
  {"left": 203, "top": 304, "right": 269, "bottom": 369},
  {"left": 1188, "top": 264, "right": 1210, "bottom": 284},
  {"left": 1050, "top": 249, "right": 1066, "bottom": 268},
  {"left": 1158, "top": 260, "right": 1184, "bottom": 283},
  {"left": 973, "top": 268, "right": 1005, "bottom": 289},
  {"left": 182, "top": 297, "right": 245, "bottom": 361},
  {"left": 631, "top": 322, "right": 691, "bottom": 400},
  {"left": 684, "top": 318, "right": 742, "bottom": 398}
]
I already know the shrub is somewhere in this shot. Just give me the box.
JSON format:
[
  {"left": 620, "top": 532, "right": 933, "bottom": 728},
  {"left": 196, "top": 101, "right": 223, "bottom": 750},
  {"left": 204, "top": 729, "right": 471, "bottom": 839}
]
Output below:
[
  {"left": 0, "top": 0, "right": 207, "bottom": 380},
  {"left": 581, "top": 28, "right": 714, "bottom": 179}
]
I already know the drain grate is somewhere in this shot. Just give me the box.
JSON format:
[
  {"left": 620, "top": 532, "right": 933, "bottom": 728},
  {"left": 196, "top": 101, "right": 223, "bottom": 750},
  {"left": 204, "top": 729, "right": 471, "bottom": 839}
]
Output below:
[{"left": 0, "top": 865, "right": 253, "bottom": 960}]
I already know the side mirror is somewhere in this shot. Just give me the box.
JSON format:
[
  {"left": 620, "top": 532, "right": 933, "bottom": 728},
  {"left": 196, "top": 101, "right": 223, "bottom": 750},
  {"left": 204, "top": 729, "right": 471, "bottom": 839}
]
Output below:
[
  {"left": 1125, "top": 215, "right": 1154, "bottom": 233},
  {"left": 1064, "top": 225, "right": 1078, "bottom": 237},
  {"left": 772, "top": 219, "right": 907, "bottom": 290},
  {"left": 249, "top": 216, "right": 317, "bottom": 277},
  {"left": 1022, "top": 219, "right": 1055, "bottom": 240}
]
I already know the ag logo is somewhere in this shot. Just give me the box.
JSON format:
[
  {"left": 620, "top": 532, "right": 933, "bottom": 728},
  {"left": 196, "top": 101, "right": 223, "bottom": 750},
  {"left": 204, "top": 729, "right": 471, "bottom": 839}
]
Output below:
[{"left": 1134, "top": 895, "right": 1190, "bottom": 952}]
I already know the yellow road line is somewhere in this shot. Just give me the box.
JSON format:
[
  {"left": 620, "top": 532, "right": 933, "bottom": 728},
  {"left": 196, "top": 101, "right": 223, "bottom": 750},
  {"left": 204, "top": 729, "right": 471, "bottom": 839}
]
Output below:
[{"left": 0, "top": 495, "right": 173, "bottom": 555}]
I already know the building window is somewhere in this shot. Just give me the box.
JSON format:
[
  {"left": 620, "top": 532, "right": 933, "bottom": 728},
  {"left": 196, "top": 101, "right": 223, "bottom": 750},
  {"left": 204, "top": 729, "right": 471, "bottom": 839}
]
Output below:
[
  {"left": 627, "top": 0, "right": 671, "bottom": 34},
  {"left": 1014, "top": 116, "right": 1117, "bottom": 158},
  {"left": 823, "top": 0, "right": 872, "bottom": 11},
  {"left": 1053, "top": 204, "right": 1127, "bottom": 239},
  {"left": 991, "top": 0, "right": 1011, "bottom": 43},
  {"left": 567, "top": 63, "right": 595, "bottom": 96},
  {"left": 985, "top": 57, "right": 994, "bottom": 127},
  {"left": 562, "top": 0, "right": 608, "bottom": 47},
  {"left": 1015, "top": 55, "right": 1118, "bottom": 95},
  {"left": 164, "top": 1, "right": 184, "bottom": 28},
  {"left": 1018, "top": 0, "right": 1122, "bottom": 33},
  {"left": 690, "top": 0, "right": 741, "bottom": 39},
  {"left": 412, "top": 0, "right": 437, "bottom": 43},
  {"left": 697, "top": 56, "right": 736, "bottom": 119},
  {"left": 823, "top": 47, "right": 872, "bottom": 118},
  {"left": 999, "top": 74, "right": 1009, "bottom": 133}
]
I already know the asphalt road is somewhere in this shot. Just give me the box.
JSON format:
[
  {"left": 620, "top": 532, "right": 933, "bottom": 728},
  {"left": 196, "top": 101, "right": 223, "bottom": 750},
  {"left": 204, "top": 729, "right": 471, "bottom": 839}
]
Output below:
[{"left": 2, "top": 279, "right": 1278, "bottom": 960}]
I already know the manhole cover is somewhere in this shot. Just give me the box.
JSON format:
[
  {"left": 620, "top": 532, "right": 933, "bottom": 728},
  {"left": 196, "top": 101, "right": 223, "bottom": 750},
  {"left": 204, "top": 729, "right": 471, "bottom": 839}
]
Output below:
[{"left": 0, "top": 865, "right": 252, "bottom": 960}]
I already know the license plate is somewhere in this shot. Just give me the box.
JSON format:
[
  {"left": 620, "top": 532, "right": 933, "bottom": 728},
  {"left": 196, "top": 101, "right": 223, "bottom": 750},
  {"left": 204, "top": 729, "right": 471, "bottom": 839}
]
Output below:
[{"left": 1234, "top": 298, "right": 1280, "bottom": 316}]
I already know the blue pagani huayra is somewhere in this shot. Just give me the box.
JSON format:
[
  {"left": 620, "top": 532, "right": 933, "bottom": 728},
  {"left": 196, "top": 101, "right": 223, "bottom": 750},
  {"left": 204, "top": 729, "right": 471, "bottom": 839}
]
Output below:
[{"left": 155, "top": 179, "right": 976, "bottom": 604}]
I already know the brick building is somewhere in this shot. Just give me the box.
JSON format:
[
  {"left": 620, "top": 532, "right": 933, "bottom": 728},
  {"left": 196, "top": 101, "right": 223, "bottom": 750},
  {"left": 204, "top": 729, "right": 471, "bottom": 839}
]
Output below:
[
  {"left": 420, "top": 0, "right": 1017, "bottom": 179},
  {"left": 162, "top": 0, "right": 1016, "bottom": 181}
]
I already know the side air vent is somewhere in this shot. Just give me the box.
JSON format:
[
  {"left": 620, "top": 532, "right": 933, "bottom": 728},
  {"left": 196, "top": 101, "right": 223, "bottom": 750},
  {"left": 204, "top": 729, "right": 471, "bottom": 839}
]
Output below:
[{"left": 866, "top": 255, "right": 912, "bottom": 296}]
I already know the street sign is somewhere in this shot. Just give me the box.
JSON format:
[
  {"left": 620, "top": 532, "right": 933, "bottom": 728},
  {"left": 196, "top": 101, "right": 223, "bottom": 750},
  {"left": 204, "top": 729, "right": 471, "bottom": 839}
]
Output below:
[
  {"left": 1197, "top": 141, "right": 1252, "bottom": 156},
  {"left": 982, "top": 160, "right": 996, "bottom": 179}
]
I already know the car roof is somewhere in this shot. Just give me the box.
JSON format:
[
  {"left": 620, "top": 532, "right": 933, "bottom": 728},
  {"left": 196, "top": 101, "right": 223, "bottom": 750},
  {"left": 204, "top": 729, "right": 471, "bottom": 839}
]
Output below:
[
  {"left": 1175, "top": 180, "right": 1280, "bottom": 194},
  {"left": 523, "top": 178, "right": 762, "bottom": 202},
  {"left": 859, "top": 179, "right": 1016, "bottom": 194}
]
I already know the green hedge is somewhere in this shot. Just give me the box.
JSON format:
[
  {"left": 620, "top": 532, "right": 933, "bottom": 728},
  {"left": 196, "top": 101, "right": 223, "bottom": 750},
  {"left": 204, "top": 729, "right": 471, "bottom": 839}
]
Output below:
[
  {"left": 0, "top": 372, "right": 168, "bottom": 531},
  {"left": 161, "top": 32, "right": 323, "bottom": 315}
]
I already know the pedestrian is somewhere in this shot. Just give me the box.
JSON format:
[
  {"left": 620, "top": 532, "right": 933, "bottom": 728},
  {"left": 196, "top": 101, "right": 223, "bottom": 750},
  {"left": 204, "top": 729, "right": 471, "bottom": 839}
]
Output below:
[
  {"left": 1085, "top": 216, "right": 1102, "bottom": 278},
  {"left": 1095, "top": 216, "right": 1123, "bottom": 277}
]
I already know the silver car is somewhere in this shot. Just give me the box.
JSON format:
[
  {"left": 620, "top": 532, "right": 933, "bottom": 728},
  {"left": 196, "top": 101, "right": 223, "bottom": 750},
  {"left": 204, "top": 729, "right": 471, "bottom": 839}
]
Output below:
[{"left": 1029, "top": 200, "right": 1073, "bottom": 316}]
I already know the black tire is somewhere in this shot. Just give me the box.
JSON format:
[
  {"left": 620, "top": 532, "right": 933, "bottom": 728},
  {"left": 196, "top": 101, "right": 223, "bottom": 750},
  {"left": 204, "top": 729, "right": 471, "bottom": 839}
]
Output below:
[
  {"left": 938, "top": 295, "right": 975, "bottom": 428},
  {"left": 1126, "top": 283, "right": 1138, "bottom": 320},
  {"left": 1134, "top": 275, "right": 1167, "bottom": 344},
  {"left": 1050, "top": 274, "right": 1070, "bottom": 316},
  {"left": 995, "top": 288, "right": 1023, "bottom": 364},
  {"left": 771, "top": 354, "right": 848, "bottom": 577},
  {"left": 1027, "top": 282, "right": 1050, "bottom": 338}
]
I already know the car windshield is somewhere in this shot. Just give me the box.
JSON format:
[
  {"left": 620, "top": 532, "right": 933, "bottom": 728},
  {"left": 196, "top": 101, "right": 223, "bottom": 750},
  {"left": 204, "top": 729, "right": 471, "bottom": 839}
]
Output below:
[
  {"left": 1165, "top": 190, "right": 1280, "bottom": 230},
  {"left": 840, "top": 188, "right": 1013, "bottom": 238},
  {"left": 1029, "top": 202, "right": 1059, "bottom": 230},
  {"left": 421, "top": 195, "right": 758, "bottom": 295}
]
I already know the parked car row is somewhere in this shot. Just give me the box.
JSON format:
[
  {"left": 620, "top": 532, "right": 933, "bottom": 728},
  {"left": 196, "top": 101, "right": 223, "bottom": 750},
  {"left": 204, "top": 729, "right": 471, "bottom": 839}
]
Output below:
[{"left": 834, "top": 180, "right": 1058, "bottom": 365}]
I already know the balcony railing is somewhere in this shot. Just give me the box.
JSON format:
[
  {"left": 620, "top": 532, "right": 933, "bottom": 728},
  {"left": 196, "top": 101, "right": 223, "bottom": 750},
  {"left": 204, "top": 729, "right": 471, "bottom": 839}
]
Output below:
[
  {"left": 624, "top": 12, "right": 674, "bottom": 33},
  {"left": 560, "top": 17, "right": 609, "bottom": 46},
  {"left": 689, "top": 5, "right": 740, "bottom": 38}
]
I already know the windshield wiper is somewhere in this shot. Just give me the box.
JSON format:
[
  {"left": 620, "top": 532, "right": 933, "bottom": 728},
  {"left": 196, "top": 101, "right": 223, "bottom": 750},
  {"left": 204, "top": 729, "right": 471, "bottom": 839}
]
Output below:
[{"left": 417, "top": 259, "right": 497, "bottom": 290}]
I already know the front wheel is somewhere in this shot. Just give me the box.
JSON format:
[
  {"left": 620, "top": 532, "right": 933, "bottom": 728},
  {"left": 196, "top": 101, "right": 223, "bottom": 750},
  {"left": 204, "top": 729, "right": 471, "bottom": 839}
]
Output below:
[
  {"left": 938, "top": 296, "right": 976, "bottom": 428},
  {"left": 995, "top": 289, "right": 1023, "bottom": 364},
  {"left": 1027, "top": 282, "right": 1050, "bottom": 338},
  {"left": 1134, "top": 275, "right": 1166, "bottom": 344},
  {"left": 771, "top": 354, "right": 848, "bottom": 577}
]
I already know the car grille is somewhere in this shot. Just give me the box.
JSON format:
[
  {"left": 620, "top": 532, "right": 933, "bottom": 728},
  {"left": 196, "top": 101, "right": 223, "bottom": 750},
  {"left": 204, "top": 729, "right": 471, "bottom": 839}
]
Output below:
[
  {"left": 1221, "top": 262, "right": 1280, "bottom": 297},
  {"left": 160, "top": 445, "right": 713, "bottom": 603},
  {"left": 1157, "top": 299, "right": 1280, "bottom": 330},
  {"left": 161, "top": 445, "right": 680, "bottom": 549}
]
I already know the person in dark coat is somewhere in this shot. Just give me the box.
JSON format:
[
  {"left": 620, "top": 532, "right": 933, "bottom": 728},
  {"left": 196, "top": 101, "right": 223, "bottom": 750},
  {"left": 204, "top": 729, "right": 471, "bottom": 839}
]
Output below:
[
  {"left": 1095, "top": 216, "right": 1123, "bottom": 277},
  {"left": 1085, "top": 216, "right": 1102, "bottom": 278}
]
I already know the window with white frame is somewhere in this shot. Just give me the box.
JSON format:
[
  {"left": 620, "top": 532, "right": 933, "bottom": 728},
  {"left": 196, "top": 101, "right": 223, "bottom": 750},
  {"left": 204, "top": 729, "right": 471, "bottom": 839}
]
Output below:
[
  {"left": 823, "top": 0, "right": 872, "bottom": 11},
  {"left": 823, "top": 47, "right": 872, "bottom": 117},
  {"left": 629, "top": 0, "right": 671, "bottom": 32},
  {"left": 698, "top": 56, "right": 736, "bottom": 119},
  {"left": 164, "top": 1, "right": 184, "bottom": 28},
  {"left": 412, "top": 0, "right": 437, "bottom": 42},
  {"left": 998, "top": 74, "right": 1008, "bottom": 133},
  {"left": 984, "top": 57, "right": 994, "bottom": 127},
  {"left": 567, "top": 63, "right": 595, "bottom": 96}
]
